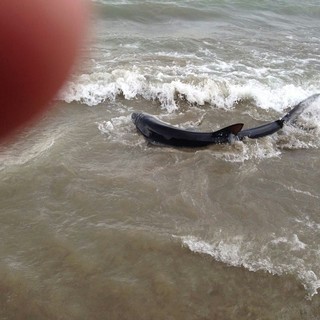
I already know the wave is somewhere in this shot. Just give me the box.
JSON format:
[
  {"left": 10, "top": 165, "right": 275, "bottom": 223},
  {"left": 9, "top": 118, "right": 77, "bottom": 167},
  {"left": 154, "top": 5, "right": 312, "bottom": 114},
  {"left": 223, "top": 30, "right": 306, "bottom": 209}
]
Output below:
[
  {"left": 60, "top": 69, "right": 319, "bottom": 113},
  {"left": 180, "top": 235, "right": 320, "bottom": 298}
]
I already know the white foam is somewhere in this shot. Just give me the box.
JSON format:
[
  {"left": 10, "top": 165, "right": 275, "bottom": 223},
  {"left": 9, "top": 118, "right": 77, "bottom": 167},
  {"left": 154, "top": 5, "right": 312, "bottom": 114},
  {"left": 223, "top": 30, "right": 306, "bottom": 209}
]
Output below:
[
  {"left": 213, "top": 138, "right": 281, "bottom": 163},
  {"left": 97, "top": 120, "right": 115, "bottom": 135},
  {"left": 227, "top": 82, "right": 306, "bottom": 111},
  {"left": 60, "top": 71, "right": 142, "bottom": 106},
  {"left": 96, "top": 115, "right": 140, "bottom": 146},
  {"left": 60, "top": 69, "right": 319, "bottom": 113},
  {"left": 97, "top": 115, "right": 131, "bottom": 134},
  {"left": 271, "top": 234, "right": 307, "bottom": 251},
  {"left": 277, "top": 121, "right": 320, "bottom": 150},
  {"left": 286, "top": 186, "right": 320, "bottom": 199},
  {"left": 295, "top": 216, "right": 320, "bottom": 231},
  {"left": 180, "top": 235, "right": 320, "bottom": 298},
  {"left": 181, "top": 235, "right": 275, "bottom": 273}
]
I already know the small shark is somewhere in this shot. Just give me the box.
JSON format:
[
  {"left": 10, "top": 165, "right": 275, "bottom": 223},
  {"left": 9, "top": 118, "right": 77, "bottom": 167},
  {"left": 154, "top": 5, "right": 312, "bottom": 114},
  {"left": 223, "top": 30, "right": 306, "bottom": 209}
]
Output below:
[{"left": 132, "top": 94, "right": 320, "bottom": 148}]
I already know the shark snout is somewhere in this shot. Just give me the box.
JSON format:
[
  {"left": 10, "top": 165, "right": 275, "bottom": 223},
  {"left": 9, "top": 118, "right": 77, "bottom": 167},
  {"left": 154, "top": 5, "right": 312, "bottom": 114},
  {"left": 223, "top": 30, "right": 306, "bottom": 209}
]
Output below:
[
  {"left": 131, "top": 112, "right": 140, "bottom": 125},
  {"left": 131, "top": 112, "right": 138, "bottom": 121}
]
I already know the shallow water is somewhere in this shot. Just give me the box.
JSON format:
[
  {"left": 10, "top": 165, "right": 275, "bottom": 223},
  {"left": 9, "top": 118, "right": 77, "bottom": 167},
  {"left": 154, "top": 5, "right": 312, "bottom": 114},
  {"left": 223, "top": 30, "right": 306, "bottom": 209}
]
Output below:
[{"left": 1, "top": 0, "right": 320, "bottom": 319}]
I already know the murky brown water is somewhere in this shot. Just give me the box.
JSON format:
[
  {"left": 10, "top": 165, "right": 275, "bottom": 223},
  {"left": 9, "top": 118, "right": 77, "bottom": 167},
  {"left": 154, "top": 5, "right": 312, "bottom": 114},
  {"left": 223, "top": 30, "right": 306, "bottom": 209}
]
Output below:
[
  {"left": 1, "top": 100, "right": 320, "bottom": 319},
  {"left": 2, "top": 0, "right": 320, "bottom": 317}
]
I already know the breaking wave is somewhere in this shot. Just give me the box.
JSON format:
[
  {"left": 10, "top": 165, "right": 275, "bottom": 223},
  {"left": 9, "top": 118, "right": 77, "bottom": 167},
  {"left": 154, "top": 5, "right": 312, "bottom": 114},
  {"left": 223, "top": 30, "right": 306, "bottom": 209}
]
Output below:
[
  {"left": 60, "top": 69, "right": 319, "bottom": 114},
  {"left": 180, "top": 234, "right": 320, "bottom": 298}
]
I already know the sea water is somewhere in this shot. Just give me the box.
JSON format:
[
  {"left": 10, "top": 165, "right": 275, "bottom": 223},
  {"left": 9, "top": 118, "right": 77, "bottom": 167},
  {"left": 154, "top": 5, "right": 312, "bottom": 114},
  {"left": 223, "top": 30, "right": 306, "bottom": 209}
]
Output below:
[{"left": 1, "top": 1, "right": 320, "bottom": 319}]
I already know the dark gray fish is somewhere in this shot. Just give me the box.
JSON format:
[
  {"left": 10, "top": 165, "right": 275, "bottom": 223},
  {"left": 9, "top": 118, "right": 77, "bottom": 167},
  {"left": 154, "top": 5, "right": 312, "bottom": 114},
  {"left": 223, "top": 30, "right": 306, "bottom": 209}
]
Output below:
[{"left": 132, "top": 94, "right": 320, "bottom": 147}]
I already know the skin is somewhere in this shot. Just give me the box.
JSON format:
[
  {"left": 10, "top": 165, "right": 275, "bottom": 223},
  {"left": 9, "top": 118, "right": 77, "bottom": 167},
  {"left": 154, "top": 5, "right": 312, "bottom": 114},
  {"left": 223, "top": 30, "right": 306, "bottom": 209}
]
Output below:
[{"left": 0, "top": 0, "right": 89, "bottom": 141}]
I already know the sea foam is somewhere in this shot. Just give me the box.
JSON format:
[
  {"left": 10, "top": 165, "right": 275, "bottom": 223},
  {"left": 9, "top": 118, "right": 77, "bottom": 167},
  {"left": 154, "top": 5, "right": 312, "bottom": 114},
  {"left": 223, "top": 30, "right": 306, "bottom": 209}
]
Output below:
[
  {"left": 60, "top": 69, "right": 318, "bottom": 114},
  {"left": 180, "top": 235, "right": 320, "bottom": 298}
]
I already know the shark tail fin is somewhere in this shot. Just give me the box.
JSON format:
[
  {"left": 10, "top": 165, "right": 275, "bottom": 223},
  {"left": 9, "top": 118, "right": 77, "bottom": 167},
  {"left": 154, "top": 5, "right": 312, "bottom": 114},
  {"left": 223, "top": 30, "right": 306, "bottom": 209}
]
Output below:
[{"left": 281, "top": 93, "right": 320, "bottom": 124}]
